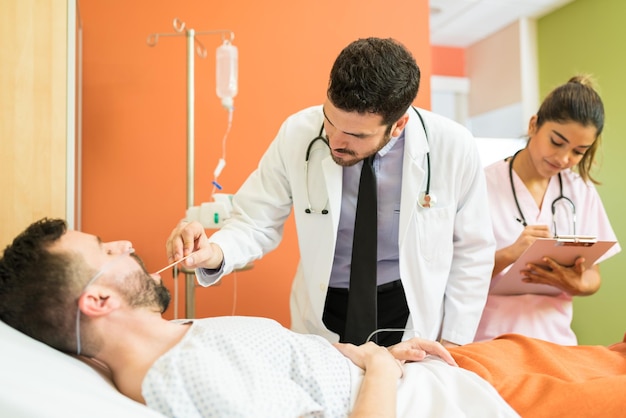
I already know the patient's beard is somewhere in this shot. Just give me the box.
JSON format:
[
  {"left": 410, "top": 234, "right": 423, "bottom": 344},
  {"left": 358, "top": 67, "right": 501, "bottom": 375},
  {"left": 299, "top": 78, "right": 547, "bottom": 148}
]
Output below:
[
  {"left": 147, "top": 278, "right": 171, "bottom": 313},
  {"left": 153, "top": 281, "right": 171, "bottom": 313},
  {"left": 121, "top": 270, "right": 171, "bottom": 313}
]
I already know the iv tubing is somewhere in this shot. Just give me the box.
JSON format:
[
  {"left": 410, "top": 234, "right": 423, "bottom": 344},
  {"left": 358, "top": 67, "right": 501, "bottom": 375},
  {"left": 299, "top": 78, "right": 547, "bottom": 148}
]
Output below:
[{"left": 211, "top": 107, "right": 234, "bottom": 196}]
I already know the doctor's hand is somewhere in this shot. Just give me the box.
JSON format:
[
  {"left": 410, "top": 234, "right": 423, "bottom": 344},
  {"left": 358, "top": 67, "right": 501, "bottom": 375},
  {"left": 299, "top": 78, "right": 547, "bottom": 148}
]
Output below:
[
  {"left": 165, "top": 219, "right": 224, "bottom": 270},
  {"left": 388, "top": 337, "right": 458, "bottom": 367},
  {"left": 521, "top": 257, "right": 601, "bottom": 296}
]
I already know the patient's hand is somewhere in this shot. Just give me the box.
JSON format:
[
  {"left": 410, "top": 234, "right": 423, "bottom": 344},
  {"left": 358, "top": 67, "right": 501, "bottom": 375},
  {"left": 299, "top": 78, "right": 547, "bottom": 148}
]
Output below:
[
  {"left": 334, "top": 341, "right": 404, "bottom": 378},
  {"left": 388, "top": 337, "right": 458, "bottom": 367},
  {"left": 337, "top": 342, "right": 401, "bottom": 418}
]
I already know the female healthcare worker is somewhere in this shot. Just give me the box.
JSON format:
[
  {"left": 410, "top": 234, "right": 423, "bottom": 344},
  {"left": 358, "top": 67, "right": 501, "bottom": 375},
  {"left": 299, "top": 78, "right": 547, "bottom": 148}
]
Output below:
[
  {"left": 475, "top": 75, "right": 621, "bottom": 345},
  {"left": 167, "top": 38, "right": 496, "bottom": 347}
]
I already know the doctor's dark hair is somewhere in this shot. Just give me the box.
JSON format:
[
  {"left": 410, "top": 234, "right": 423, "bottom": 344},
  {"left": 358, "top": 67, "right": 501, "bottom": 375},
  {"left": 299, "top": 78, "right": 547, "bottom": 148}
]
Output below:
[
  {"left": 535, "top": 75, "right": 604, "bottom": 184},
  {"left": 0, "top": 218, "right": 88, "bottom": 353},
  {"left": 327, "top": 37, "right": 420, "bottom": 126}
]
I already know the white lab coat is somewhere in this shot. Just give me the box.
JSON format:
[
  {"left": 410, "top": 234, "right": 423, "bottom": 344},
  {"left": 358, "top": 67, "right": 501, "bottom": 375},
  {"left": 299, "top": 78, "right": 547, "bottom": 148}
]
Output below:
[{"left": 200, "top": 105, "right": 495, "bottom": 345}]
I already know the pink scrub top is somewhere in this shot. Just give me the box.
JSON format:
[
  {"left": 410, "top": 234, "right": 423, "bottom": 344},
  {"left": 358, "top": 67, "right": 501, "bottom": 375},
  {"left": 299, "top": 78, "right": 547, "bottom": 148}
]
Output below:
[{"left": 475, "top": 158, "right": 621, "bottom": 345}]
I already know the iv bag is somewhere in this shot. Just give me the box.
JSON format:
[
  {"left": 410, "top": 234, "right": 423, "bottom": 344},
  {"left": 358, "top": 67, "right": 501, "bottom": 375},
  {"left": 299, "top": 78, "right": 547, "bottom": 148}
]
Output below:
[{"left": 216, "top": 40, "right": 238, "bottom": 109}]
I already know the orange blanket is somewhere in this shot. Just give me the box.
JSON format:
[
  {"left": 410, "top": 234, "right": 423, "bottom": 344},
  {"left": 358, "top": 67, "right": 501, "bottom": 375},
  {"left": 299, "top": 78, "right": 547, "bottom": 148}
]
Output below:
[{"left": 450, "top": 334, "right": 626, "bottom": 417}]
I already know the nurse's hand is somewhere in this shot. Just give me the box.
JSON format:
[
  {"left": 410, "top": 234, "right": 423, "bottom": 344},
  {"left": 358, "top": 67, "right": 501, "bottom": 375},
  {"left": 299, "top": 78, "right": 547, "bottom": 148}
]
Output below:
[
  {"left": 165, "top": 219, "right": 224, "bottom": 269},
  {"left": 388, "top": 337, "right": 458, "bottom": 367},
  {"left": 493, "top": 224, "right": 551, "bottom": 276},
  {"left": 521, "top": 257, "right": 601, "bottom": 296},
  {"left": 510, "top": 224, "right": 552, "bottom": 259}
]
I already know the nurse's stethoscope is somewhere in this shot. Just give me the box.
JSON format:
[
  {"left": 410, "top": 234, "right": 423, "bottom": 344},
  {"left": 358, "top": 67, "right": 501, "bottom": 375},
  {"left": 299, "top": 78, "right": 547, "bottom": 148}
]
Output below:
[
  {"left": 304, "top": 107, "right": 434, "bottom": 214},
  {"left": 508, "top": 149, "right": 576, "bottom": 236}
]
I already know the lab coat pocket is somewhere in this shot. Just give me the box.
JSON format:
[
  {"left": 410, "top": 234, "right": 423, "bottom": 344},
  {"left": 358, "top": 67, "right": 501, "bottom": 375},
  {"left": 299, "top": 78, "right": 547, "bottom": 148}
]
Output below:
[{"left": 416, "top": 205, "right": 454, "bottom": 262}]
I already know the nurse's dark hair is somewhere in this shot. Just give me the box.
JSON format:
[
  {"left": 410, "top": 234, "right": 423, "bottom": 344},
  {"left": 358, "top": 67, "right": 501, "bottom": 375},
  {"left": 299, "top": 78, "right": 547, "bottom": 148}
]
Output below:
[
  {"left": 535, "top": 74, "right": 604, "bottom": 184},
  {"left": 327, "top": 37, "right": 420, "bottom": 126},
  {"left": 0, "top": 218, "right": 88, "bottom": 353}
]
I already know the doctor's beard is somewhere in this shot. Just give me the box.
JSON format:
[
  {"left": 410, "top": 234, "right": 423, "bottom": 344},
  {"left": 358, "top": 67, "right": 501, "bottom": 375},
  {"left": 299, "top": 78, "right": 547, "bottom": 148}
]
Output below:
[{"left": 330, "top": 129, "right": 392, "bottom": 167}]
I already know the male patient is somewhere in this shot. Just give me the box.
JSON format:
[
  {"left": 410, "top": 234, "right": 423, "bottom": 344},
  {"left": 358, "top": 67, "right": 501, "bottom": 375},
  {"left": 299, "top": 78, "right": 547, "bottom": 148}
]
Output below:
[{"left": 1, "top": 218, "right": 625, "bottom": 418}]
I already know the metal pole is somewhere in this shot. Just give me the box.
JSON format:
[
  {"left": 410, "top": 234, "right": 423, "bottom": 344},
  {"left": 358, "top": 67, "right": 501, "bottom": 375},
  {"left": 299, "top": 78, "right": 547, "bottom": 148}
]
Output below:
[
  {"left": 186, "top": 28, "right": 195, "bottom": 210},
  {"left": 146, "top": 22, "right": 234, "bottom": 320},
  {"left": 185, "top": 28, "right": 196, "bottom": 319}
]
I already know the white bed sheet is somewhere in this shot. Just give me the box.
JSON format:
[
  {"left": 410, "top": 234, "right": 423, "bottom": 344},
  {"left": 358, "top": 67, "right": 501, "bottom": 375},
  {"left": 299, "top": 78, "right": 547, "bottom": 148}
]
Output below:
[{"left": 347, "top": 356, "right": 519, "bottom": 417}]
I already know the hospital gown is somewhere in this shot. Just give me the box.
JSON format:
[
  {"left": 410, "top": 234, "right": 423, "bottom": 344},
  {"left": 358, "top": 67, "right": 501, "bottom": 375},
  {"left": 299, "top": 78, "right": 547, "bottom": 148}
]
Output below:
[
  {"left": 142, "top": 316, "right": 518, "bottom": 418},
  {"left": 142, "top": 317, "right": 351, "bottom": 417}
]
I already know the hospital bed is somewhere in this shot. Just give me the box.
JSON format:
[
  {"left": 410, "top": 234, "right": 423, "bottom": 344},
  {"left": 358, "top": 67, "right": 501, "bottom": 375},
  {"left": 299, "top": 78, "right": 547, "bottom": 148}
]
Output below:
[
  {"left": 2, "top": 318, "right": 517, "bottom": 417},
  {"left": 0, "top": 138, "right": 527, "bottom": 417}
]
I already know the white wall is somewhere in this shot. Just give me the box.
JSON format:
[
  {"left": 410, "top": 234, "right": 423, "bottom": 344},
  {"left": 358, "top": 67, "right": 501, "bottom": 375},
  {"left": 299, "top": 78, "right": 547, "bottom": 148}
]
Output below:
[
  {"left": 474, "top": 137, "right": 527, "bottom": 167},
  {"left": 431, "top": 75, "right": 470, "bottom": 128},
  {"left": 438, "top": 18, "right": 540, "bottom": 139},
  {"left": 470, "top": 102, "right": 526, "bottom": 138}
]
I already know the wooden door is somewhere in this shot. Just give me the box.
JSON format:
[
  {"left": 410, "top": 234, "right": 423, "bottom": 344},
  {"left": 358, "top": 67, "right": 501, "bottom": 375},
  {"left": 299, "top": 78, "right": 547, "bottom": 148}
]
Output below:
[{"left": 0, "top": 0, "right": 77, "bottom": 249}]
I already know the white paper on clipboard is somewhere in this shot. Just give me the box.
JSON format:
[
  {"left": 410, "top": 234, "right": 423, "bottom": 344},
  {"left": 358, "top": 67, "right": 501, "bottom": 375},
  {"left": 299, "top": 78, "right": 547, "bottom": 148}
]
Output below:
[{"left": 490, "top": 236, "right": 617, "bottom": 296}]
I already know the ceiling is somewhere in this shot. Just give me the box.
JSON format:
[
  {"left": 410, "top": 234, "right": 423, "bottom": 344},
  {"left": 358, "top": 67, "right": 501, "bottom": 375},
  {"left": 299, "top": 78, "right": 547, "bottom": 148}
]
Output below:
[{"left": 429, "top": 0, "right": 574, "bottom": 47}]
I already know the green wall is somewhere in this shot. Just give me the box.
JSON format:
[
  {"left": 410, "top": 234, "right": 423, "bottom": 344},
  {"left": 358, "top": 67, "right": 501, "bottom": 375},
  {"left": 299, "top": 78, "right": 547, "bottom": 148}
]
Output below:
[{"left": 538, "top": 0, "right": 626, "bottom": 345}]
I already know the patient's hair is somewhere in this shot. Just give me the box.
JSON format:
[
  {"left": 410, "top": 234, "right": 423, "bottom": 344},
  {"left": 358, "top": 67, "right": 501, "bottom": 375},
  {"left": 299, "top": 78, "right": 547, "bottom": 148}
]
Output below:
[
  {"left": 0, "top": 218, "right": 88, "bottom": 353},
  {"left": 535, "top": 74, "right": 604, "bottom": 184},
  {"left": 327, "top": 37, "right": 420, "bottom": 126}
]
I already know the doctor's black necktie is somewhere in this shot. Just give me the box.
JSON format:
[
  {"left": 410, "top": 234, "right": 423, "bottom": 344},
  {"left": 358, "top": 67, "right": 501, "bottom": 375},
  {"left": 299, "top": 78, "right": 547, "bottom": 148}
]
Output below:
[{"left": 344, "top": 155, "right": 378, "bottom": 345}]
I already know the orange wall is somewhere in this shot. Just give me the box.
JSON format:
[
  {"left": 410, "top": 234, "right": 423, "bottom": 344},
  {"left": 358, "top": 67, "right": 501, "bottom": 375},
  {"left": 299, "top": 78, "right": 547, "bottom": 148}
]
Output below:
[
  {"left": 431, "top": 45, "right": 465, "bottom": 77},
  {"left": 79, "top": 0, "right": 431, "bottom": 325}
]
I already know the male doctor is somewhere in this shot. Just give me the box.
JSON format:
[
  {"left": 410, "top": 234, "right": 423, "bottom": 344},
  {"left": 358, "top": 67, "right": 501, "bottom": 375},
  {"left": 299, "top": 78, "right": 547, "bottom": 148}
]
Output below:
[{"left": 166, "top": 37, "right": 495, "bottom": 347}]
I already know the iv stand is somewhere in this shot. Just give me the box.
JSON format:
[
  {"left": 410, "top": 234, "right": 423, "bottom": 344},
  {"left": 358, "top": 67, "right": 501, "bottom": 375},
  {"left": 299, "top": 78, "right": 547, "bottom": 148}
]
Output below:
[{"left": 147, "top": 18, "right": 234, "bottom": 319}]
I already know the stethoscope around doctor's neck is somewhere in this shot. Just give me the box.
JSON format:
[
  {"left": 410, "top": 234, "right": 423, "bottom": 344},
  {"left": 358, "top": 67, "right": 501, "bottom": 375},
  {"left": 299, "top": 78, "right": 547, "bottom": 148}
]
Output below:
[
  {"left": 304, "top": 107, "right": 434, "bottom": 214},
  {"left": 508, "top": 149, "right": 576, "bottom": 236}
]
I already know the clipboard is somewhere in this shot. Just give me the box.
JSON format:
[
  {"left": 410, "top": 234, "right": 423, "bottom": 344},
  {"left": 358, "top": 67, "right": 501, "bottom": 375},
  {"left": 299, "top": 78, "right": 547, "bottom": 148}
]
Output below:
[{"left": 490, "top": 236, "right": 617, "bottom": 296}]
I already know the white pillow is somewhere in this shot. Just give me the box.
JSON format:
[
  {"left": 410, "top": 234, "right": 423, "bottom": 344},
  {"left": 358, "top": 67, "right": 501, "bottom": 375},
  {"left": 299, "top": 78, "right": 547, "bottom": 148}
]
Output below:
[{"left": 0, "top": 320, "right": 166, "bottom": 418}]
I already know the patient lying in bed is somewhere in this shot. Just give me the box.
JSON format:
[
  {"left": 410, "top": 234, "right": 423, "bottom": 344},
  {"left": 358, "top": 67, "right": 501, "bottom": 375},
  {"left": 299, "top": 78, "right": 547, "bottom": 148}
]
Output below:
[{"left": 1, "top": 218, "right": 625, "bottom": 418}]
